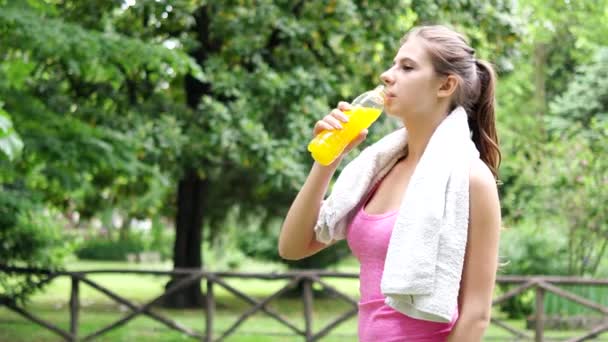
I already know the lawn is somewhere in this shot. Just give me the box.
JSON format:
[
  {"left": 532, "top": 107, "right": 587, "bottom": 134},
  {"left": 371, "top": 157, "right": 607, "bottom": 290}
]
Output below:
[{"left": 1, "top": 260, "right": 607, "bottom": 341}]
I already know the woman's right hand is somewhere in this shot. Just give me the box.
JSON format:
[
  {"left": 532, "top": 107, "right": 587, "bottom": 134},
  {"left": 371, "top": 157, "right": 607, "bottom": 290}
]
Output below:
[{"left": 312, "top": 101, "right": 368, "bottom": 163}]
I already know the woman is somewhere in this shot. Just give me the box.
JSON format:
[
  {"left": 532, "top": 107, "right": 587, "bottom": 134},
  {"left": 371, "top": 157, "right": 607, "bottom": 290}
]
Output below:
[{"left": 278, "top": 25, "right": 501, "bottom": 342}]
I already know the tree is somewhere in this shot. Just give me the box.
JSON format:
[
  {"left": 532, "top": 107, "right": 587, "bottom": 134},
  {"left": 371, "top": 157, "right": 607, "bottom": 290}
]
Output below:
[
  {"left": 543, "top": 48, "right": 608, "bottom": 276},
  {"left": 490, "top": 2, "right": 608, "bottom": 316},
  {"left": 0, "top": 0, "right": 198, "bottom": 299},
  {"left": 497, "top": 0, "right": 608, "bottom": 221},
  {"left": 0, "top": 1, "right": 199, "bottom": 219}
]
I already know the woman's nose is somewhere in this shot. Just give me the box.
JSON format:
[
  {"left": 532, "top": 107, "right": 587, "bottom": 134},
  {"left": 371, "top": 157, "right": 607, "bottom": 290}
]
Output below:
[{"left": 380, "top": 70, "right": 394, "bottom": 86}]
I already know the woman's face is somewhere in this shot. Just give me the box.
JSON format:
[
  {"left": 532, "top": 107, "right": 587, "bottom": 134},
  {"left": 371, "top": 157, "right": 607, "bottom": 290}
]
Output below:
[{"left": 380, "top": 36, "right": 445, "bottom": 121}]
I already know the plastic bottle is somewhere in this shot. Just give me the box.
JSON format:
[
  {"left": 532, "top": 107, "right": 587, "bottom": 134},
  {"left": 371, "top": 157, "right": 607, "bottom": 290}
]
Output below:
[{"left": 308, "top": 85, "right": 385, "bottom": 165}]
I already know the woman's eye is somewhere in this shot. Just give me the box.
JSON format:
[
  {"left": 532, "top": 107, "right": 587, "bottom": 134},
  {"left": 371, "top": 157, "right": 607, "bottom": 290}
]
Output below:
[{"left": 402, "top": 65, "right": 413, "bottom": 71}]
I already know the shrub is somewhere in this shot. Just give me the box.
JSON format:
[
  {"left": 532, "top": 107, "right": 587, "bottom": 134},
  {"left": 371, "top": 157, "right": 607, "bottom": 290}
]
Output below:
[
  {"left": 0, "top": 189, "right": 73, "bottom": 302},
  {"left": 75, "top": 231, "right": 146, "bottom": 261},
  {"left": 498, "top": 219, "right": 569, "bottom": 318}
]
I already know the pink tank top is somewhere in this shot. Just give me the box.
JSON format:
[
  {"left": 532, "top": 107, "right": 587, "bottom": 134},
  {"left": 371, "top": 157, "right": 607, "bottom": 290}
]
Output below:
[{"left": 346, "top": 179, "right": 459, "bottom": 342}]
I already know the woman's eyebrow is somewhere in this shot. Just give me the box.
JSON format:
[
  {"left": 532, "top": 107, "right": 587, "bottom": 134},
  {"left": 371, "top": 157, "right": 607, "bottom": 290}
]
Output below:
[{"left": 393, "top": 57, "right": 418, "bottom": 66}]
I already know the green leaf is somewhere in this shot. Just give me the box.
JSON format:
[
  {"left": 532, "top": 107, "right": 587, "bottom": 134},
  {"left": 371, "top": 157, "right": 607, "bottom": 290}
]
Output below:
[
  {"left": 0, "top": 107, "right": 23, "bottom": 161},
  {"left": 0, "top": 133, "right": 23, "bottom": 160}
]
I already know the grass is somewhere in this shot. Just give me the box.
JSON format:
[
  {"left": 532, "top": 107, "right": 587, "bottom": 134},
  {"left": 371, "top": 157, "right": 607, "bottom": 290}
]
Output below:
[{"left": 1, "top": 259, "right": 607, "bottom": 341}]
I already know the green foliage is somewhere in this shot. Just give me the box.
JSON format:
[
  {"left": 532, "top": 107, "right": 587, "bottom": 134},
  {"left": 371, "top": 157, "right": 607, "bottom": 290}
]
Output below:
[
  {"left": 488, "top": 5, "right": 608, "bottom": 318},
  {"left": 74, "top": 218, "right": 174, "bottom": 261},
  {"left": 0, "top": 0, "right": 196, "bottom": 204},
  {"left": 0, "top": 102, "right": 22, "bottom": 161},
  {"left": 536, "top": 119, "right": 608, "bottom": 276},
  {"left": 497, "top": 220, "right": 569, "bottom": 318},
  {"left": 499, "top": 202, "right": 607, "bottom": 318},
  {"left": 236, "top": 216, "right": 350, "bottom": 270},
  {"left": 149, "top": 217, "right": 174, "bottom": 261},
  {"left": 75, "top": 233, "right": 146, "bottom": 261},
  {"left": 505, "top": 47, "right": 608, "bottom": 277},
  {"left": 499, "top": 220, "right": 569, "bottom": 277},
  {"left": 0, "top": 0, "right": 192, "bottom": 230},
  {"left": 236, "top": 220, "right": 281, "bottom": 263},
  {"left": 499, "top": 44, "right": 608, "bottom": 279},
  {"left": 0, "top": 190, "right": 73, "bottom": 301},
  {"left": 0, "top": 3, "right": 203, "bottom": 84},
  {"left": 549, "top": 48, "right": 608, "bottom": 130},
  {"left": 494, "top": 4, "right": 608, "bottom": 297},
  {"left": 517, "top": 0, "right": 608, "bottom": 98}
]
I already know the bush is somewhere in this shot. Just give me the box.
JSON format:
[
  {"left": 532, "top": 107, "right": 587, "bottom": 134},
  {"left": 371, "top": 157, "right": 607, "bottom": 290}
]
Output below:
[
  {"left": 148, "top": 216, "right": 174, "bottom": 261},
  {"left": 75, "top": 230, "right": 146, "bottom": 261},
  {"left": 0, "top": 189, "right": 73, "bottom": 302},
  {"left": 236, "top": 216, "right": 350, "bottom": 270},
  {"left": 498, "top": 219, "right": 569, "bottom": 318},
  {"left": 74, "top": 215, "right": 175, "bottom": 261}
]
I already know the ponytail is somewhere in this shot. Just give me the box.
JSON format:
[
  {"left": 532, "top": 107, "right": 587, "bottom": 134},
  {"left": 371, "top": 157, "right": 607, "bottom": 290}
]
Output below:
[{"left": 469, "top": 59, "right": 501, "bottom": 179}]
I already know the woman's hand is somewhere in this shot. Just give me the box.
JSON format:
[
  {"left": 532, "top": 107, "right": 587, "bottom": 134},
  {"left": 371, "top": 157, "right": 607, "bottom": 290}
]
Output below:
[{"left": 312, "top": 101, "right": 368, "bottom": 162}]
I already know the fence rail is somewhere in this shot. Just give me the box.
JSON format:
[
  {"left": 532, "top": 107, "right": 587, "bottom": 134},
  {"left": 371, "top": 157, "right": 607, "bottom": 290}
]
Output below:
[{"left": 1, "top": 265, "right": 607, "bottom": 341}]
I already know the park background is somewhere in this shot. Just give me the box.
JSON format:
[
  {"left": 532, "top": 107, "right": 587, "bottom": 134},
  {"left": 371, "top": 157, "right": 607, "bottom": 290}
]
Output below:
[{"left": 0, "top": 0, "right": 607, "bottom": 341}]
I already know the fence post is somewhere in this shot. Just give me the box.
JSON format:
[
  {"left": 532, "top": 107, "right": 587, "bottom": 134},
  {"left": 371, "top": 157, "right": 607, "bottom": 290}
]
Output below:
[
  {"left": 69, "top": 275, "right": 79, "bottom": 341},
  {"left": 535, "top": 286, "right": 545, "bottom": 342},
  {"left": 205, "top": 276, "right": 214, "bottom": 342},
  {"left": 302, "top": 277, "right": 314, "bottom": 341}
]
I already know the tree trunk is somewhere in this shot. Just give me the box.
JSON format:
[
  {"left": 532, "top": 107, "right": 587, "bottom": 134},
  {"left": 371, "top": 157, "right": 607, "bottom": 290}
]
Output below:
[
  {"left": 163, "top": 170, "right": 208, "bottom": 308},
  {"left": 162, "top": 4, "right": 217, "bottom": 308}
]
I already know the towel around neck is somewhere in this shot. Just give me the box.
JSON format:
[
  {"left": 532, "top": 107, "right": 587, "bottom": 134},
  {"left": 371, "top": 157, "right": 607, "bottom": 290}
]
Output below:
[{"left": 314, "top": 106, "right": 479, "bottom": 322}]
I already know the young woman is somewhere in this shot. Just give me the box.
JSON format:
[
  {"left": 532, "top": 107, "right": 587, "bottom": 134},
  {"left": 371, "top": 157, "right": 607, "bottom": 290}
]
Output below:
[{"left": 278, "top": 25, "right": 501, "bottom": 342}]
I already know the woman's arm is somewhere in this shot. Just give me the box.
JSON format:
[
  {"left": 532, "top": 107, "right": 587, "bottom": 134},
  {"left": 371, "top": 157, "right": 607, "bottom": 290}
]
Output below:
[
  {"left": 278, "top": 101, "right": 366, "bottom": 260},
  {"left": 447, "top": 159, "right": 502, "bottom": 342},
  {"left": 278, "top": 158, "right": 342, "bottom": 260}
]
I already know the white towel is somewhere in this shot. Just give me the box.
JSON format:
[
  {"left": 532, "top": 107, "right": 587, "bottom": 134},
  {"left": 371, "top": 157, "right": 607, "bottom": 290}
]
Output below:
[{"left": 314, "top": 106, "right": 479, "bottom": 323}]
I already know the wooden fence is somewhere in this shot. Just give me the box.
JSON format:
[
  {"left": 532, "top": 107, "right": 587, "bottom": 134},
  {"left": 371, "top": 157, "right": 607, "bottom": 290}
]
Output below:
[{"left": 1, "top": 265, "right": 607, "bottom": 341}]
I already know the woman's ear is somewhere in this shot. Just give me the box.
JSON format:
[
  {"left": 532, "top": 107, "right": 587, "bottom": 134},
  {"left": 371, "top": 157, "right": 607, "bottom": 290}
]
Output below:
[{"left": 437, "top": 75, "right": 458, "bottom": 98}]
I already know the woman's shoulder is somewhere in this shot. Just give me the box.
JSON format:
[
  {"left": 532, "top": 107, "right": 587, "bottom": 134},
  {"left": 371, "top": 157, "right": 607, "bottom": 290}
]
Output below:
[
  {"left": 467, "top": 157, "right": 501, "bottom": 238},
  {"left": 469, "top": 158, "right": 498, "bottom": 194}
]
